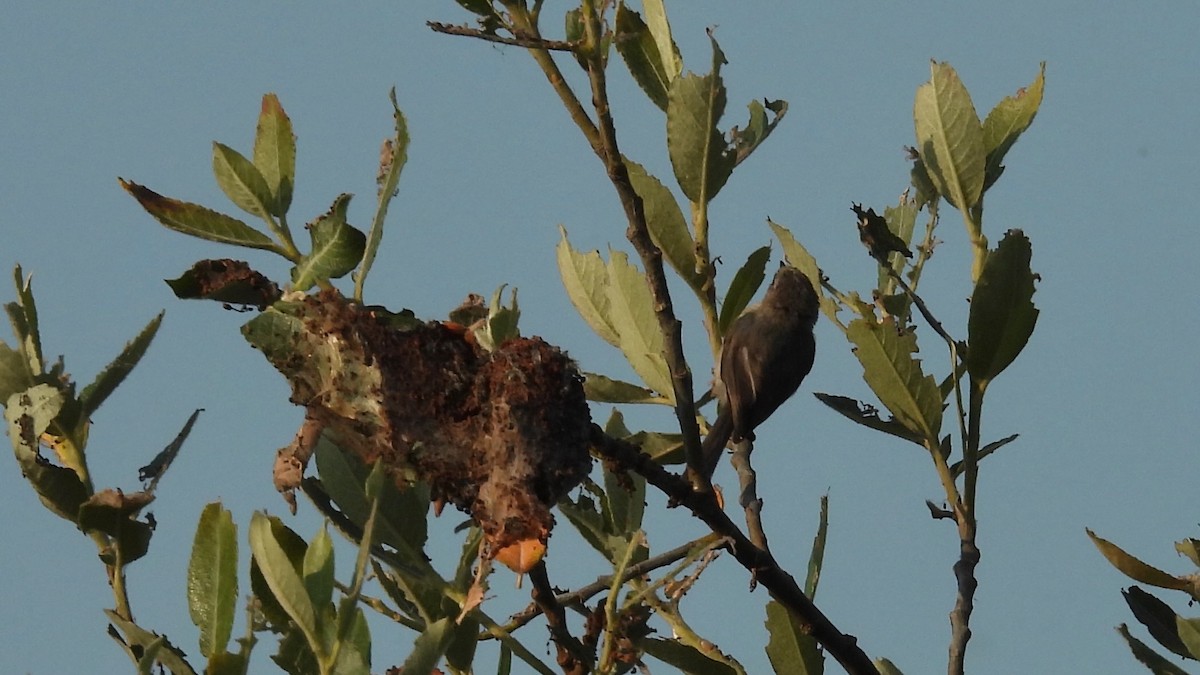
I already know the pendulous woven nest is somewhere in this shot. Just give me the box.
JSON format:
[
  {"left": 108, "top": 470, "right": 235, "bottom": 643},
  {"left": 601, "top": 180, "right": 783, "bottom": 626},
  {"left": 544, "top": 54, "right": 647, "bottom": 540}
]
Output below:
[{"left": 244, "top": 288, "right": 593, "bottom": 557}]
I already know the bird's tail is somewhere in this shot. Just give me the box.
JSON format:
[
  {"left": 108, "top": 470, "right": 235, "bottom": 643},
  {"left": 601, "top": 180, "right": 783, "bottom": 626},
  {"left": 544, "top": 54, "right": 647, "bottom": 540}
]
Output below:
[{"left": 699, "top": 410, "right": 734, "bottom": 480}]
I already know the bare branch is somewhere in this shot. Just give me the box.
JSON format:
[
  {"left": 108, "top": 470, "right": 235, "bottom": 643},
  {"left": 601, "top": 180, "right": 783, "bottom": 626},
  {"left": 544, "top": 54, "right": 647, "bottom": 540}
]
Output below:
[
  {"left": 426, "top": 21, "right": 578, "bottom": 51},
  {"left": 529, "top": 561, "right": 593, "bottom": 675}
]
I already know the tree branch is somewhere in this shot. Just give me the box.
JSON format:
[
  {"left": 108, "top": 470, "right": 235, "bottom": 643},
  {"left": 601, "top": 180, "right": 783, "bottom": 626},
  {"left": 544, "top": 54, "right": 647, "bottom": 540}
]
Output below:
[
  {"left": 729, "top": 439, "right": 770, "bottom": 555},
  {"left": 529, "top": 561, "right": 592, "bottom": 675},
  {"left": 500, "top": 533, "right": 724, "bottom": 633},
  {"left": 574, "top": 2, "right": 707, "bottom": 488},
  {"left": 591, "top": 426, "right": 879, "bottom": 675},
  {"left": 426, "top": 21, "right": 578, "bottom": 51}
]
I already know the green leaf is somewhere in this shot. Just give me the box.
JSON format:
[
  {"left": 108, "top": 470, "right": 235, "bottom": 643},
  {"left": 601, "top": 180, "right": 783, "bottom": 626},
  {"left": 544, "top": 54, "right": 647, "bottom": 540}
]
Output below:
[
  {"left": 401, "top": 617, "right": 455, "bottom": 675},
  {"left": 303, "top": 524, "right": 335, "bottom": 612},
  {"left": 250, "top": 513, "right": 321, "bottom": 656},
  {"left": 204, "top": 651, "right": 248, "bottom": 675},
  {"left": 272, "top": 628, "right": 319, "bottom": 675},
  {"left": 628, "top": 430, "right": 684, "bottom": 464},
  {"left": 982, "top": 63, "right": 1045, "bottom": 192},
  {"left": 666, "top": 35, "right": 734, "bottom": 204},
  {"left": 614, "top": 5, "right": 672, "bottom": 110},
  {"left": 1177, "top": 617, "right": 1200, "bottom": 660},
  {"left": 313, "top": 436, "right": 430, "bottom": 558},
  {"left": 640, "top": 636, "right": 737, "bottom": 674},
  {"left": 292, "top": 194, "right": 367, "bottom": 291},
  {"left": 355, "top": 88, "right": 410, "bottom": 300},
  {"left": 909, "top": 154, "right": 939, "bottom": 210},
  {"left": 967, "top": 230, "right": 1039, "bottom": 386},
  {"left": 334, "top": 605, "right": 372, "bottom": 675},
  {"left": 556, "top": 228, "right": 620, "bottom": 346},
  {"left": 1088, "top": 530, "right": 1189, "bottom": 591},
  {"left": 6, "top": 264, "right": 44, "bottom": 374},
  {"left": 606, "top": 250, "right": 673, "bottom": 401},
  {"left": 641, "top": 0, "right": 681, "bottom": 82},
  {"left": 473, "top": 285, "right": 520, "bottom": 352},
  {"left": 1117, "top": 623, "right": 1191, "bottom": 674},
  {"left": 913, "top": 61, "right": 985, "bottom": 212},
  {"left": 3, "top": 264, "right": 45, "bottom": 379},
  {"left": 603, "top": 462, "right": 646, "bottom": 536},
  {"left": 768, "top": 219, "right": 835, "bottom": 320},
  {"left": 253, "top": 93, "right": 296, "bottom": 217},
  {"left": 733, "top": 98, "right": 788, "bottom": 166},
  {"left": 213, "top": 142, "right": 275, "bottom": 218},
  {"left": 624, "top": 159, "right": 702, "bottom": 290},
  {"left": 846, "top": 318, "right": 943, "bottom": 443},
  {"left": 805, "top": 494, "right": 828, "bottom": 599},
  {"left": 120, "top": 179, "right": 276, "bottom": 250},
  {"left": 0, "top": 341, "right": 30, "bottom": 405},
  {"left": 559, "top": 488, "right": 629, "bottom": 564},
  {"left": 445, "top": 614, "right": 480, "bottom": 672},
  {"left": 1124, "top": 586, "right": 1190, "bottom": 658},
  {"left": 718, "top": 245, "right": 771, "bottom": 336},
  {"left": 106, "top": 610, "right": 198, "bottom": 675},
  {"left": 79, "top": 312, "right": 163, "bottom": 423},
  {"left": 765, "top": 599, "right": 823, "bottom": 675},
  {"left": 582, "top": 372, "right": 659, "bottom": 404},
  {"left": 188, "top": 502, "right": 239, "bottom": 658},
  {"left": 6, "top": 385, "right": 89, "bottom": 523},
  {"left": 250, "top": 519, "right": 308, "bottom": 632},
  {"left": 454, "top": 526, "right": 484, "bottom": 591},
  {"left": 875, "top": 659, "right": 906, "bottom": 675}
]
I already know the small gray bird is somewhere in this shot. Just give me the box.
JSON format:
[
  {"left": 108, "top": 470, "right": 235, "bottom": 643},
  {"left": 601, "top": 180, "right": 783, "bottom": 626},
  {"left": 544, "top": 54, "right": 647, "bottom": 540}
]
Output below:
[{"left": 700, "top": 265, "right": 820, "bottom": 480}]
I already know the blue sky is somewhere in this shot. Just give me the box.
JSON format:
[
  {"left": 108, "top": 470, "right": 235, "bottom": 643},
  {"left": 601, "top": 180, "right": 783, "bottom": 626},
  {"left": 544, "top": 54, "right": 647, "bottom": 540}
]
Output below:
[{"left": 3, "top": 2, "right": 1199, "bottom": 674}]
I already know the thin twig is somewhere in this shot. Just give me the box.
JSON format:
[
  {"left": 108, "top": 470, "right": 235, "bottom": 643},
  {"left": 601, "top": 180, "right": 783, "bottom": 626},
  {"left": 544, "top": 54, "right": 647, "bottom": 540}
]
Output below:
[
  {"left": 500, "top": 534, "right": 724, "bottom": 632},
  {"left": 729, "top": 439, "right": 770, "bottom": 556},
  {"left": 591, "top": 426, "right": 879, "bottom": 675},
  {"left": 426, "top": 21, "right": 579, "bottom": 51},
  {"left": 884, "top": 264, "right": 981, "bottom": 675}
]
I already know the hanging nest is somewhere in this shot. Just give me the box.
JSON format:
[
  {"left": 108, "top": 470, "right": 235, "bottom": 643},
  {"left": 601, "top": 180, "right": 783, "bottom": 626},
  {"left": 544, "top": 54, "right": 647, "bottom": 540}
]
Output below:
[{"left": 243, "top": 287, "right": 593, "bottom": 564}]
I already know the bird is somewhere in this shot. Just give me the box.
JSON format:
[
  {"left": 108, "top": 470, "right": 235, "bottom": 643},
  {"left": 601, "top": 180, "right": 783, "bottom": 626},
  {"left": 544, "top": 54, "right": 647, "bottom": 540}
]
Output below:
[{"left": 700, "top": 265, "right": 820, "bottom": 480}]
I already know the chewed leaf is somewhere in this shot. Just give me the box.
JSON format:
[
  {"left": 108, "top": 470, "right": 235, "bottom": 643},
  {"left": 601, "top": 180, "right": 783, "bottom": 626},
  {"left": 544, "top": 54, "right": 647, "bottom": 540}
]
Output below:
[
  {"left": 292, "top": 194, "right": 366, "bottom": 291},
  {"left": 846, "top": 318, "right": 943, "bottom": 443},
  {"left": 666, "top": 35, "right": 734, "bottom": 203},
  {"left": 968, "top": 230, "right": 1038, "bottom": 386},
  {"left": 166, "top": 259, "right": 281, "bottom": 309},
  {"left": 982, "top": 63, "right": 1045, "bottom": 192}
]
